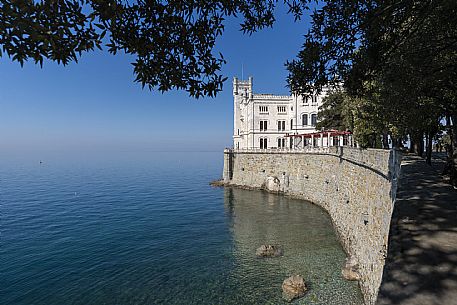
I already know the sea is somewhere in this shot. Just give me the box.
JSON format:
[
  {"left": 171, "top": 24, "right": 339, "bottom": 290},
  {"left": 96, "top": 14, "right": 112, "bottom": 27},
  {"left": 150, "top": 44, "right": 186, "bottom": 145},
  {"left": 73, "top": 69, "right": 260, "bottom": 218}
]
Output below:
[{"left": 1, "top": 151, "right": 363, "bottom": 305}]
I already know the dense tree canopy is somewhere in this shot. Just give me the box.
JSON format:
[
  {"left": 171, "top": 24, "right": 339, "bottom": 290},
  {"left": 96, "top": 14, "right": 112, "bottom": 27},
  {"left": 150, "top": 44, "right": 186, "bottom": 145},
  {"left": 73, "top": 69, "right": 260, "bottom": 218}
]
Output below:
[
  {"left": 292, "top": 0, "right": 457, "bottom": 174},
  {"left": 287, "top": 0, "right": 457, "bottom": 95},
  {"left": 0, "top": 0, "right": 310, "bottom": 97}
]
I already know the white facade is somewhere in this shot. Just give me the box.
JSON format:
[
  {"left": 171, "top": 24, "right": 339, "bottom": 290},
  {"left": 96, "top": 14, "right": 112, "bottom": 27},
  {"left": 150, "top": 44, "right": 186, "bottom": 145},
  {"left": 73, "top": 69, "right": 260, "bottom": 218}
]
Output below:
[{"left": 233, "top": 76, "right": 336, "bottom": 150}]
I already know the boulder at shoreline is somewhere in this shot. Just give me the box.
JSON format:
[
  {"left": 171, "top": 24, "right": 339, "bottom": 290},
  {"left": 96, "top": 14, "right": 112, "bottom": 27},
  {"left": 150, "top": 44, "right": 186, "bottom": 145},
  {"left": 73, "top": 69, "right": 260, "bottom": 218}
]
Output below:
[
  {"left": 209, "top": 180, "right": 225, "bottom": 187},
  {"left": 264, "top": 176, "right": 281, "bottom": 192},
  {"left": 342, "top": 256, "right": 361, "bottom": 281}
]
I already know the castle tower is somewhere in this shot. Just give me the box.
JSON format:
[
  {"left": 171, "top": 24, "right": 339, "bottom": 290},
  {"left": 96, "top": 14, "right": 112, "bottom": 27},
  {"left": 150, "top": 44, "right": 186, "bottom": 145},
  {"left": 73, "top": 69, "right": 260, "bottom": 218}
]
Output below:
[{"left": 233, "top": 77, "right": 253, "bottom": 149}]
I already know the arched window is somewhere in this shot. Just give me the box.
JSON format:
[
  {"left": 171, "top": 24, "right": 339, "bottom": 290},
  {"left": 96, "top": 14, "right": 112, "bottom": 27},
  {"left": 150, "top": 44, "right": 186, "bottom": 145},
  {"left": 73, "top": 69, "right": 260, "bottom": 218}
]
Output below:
[
  {"left": 311, "top": 114, "right": 317, "bottom": 126},
  {"left": 302, "top": 114, "right": 308, "bottom": 126}
]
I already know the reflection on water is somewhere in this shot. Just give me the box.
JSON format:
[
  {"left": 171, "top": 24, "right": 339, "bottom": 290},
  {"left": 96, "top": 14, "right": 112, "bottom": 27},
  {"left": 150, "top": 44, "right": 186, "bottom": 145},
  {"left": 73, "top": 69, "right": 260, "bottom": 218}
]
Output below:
[
  {"left": 224, "top": 187, "right": 363, "bottom": 305},
  {"left": 1, "top": 153, "right": 362, "bottom": 305}
]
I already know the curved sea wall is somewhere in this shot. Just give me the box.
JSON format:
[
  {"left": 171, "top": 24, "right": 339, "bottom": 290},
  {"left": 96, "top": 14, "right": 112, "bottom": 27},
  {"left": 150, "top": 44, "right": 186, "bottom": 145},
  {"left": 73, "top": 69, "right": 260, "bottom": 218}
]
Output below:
[{"left": 222, "top": 147, "right": 402, "bottom": 305}]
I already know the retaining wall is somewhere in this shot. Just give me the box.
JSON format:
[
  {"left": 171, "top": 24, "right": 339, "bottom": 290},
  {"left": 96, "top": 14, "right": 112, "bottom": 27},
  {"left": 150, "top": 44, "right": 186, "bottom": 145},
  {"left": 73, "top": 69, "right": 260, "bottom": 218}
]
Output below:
[{"left": 222, "top": 147, "right": 402, "bottom": 305}]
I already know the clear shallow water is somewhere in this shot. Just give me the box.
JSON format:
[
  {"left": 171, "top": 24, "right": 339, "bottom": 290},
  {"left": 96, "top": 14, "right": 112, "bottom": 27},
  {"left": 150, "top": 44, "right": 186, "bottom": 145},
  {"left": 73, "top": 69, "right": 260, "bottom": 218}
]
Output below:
[{"left": 1, "top": 152, "right": 362, "bottom": 305}]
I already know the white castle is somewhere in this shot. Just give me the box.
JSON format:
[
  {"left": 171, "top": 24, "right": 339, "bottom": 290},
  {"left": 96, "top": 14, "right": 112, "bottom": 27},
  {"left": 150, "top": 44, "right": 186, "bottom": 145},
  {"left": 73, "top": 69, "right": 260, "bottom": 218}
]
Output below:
[{"left": 232, "top": 76, "right": 351, "bottom": 150}]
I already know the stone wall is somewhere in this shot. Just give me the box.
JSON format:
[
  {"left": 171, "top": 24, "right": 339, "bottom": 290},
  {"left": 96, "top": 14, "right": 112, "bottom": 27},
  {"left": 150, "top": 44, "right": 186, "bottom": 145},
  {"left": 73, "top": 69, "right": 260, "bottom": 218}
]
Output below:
[{"left": 222, "top": 146, "right": 402, "bottom": 305}]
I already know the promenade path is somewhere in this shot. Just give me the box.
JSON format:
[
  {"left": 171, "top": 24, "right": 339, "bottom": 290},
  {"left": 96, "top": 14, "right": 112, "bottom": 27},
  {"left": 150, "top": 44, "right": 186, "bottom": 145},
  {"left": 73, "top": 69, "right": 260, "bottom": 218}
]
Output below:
[{"left": 377, "top": 154, "right": 457, "bottom": 305}]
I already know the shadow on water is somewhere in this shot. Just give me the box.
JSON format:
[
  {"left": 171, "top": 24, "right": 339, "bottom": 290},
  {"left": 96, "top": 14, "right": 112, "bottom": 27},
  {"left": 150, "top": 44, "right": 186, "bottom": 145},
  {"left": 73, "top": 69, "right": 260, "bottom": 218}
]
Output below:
[{"left": 377, "top": 155, "right": 457, "bottom": 305}]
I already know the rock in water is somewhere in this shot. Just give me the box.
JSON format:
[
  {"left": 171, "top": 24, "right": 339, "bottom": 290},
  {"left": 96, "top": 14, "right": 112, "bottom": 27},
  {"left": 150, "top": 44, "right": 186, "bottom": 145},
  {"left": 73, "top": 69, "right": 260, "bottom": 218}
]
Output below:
[
  {"left": 342, "top": 268, "right": 361, "bottom": 281},
  {"left": 265, "top": 176, "right": 281, "bottom": 192},
  {"left": 342, "top": 256, "right": 361, "bottom": 281},
  {"left": 282, "top": 275, "right": 307, "bottom": 302},
  {"left": 209, "top": 180, "right": 225, "bottom": 187},
  {"left": 255, "top": 245, "right": 283, "bottom": 258}
]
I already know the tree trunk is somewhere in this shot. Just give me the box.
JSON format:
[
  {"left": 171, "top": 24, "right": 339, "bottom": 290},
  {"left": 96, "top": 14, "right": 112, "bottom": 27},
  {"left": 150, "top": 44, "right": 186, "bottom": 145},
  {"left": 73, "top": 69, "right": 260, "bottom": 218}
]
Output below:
[
  {"left": 414, "top": 131, "right": 424, "bottom": 157},
  {"left": 451, "top": 114, "right": 457, "bottom": 158},
  {"left": 382, "top": 132, "right": 389, "bottom": 149},
  {"left": 425, "top": 133, "right": 429, "bottom": 159},
  {"left": 426, "top": 131, "right": 433, "bottom": 165},
  {"left": 410, "top": 134, "right": 416, "bottom": 153},
  {"left": 449, "top": 114, "right": 457, "bottom": 186}
]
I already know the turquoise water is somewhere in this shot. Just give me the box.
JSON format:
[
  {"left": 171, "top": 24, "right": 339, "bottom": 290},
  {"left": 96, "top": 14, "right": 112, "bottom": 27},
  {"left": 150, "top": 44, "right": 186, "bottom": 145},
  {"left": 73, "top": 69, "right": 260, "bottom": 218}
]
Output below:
[{"left": 1, "top": 152, "right": 362, "bottom": 304}]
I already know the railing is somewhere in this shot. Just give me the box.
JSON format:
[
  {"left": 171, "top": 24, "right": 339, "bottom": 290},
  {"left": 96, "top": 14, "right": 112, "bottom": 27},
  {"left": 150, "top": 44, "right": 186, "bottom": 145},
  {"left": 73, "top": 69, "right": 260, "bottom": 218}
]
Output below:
[
  {"left": 229, "top": 146, "right": 334, "bottom": 154},
  {"left": 252, "top": 94, "right": 291, "bottom": 100}
]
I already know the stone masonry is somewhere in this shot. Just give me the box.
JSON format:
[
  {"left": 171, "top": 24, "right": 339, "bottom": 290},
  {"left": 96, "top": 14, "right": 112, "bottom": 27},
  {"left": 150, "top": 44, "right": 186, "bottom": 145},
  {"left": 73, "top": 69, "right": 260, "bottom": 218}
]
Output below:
[{"left": 222, "top": 146, "right": 402, "bottom": 305}]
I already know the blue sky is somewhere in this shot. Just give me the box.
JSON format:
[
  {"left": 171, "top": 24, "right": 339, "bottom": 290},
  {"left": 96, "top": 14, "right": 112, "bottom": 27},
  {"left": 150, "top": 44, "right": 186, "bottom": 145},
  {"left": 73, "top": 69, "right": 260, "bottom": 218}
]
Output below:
[{"left": 0, "top": 5, "right": 311, "bottom": 155}]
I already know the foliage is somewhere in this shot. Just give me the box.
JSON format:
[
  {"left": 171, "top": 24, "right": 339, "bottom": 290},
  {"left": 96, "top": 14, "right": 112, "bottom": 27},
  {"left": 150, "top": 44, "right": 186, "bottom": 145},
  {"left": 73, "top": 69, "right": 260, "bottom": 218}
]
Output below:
[
  {"left": 287, "top": 0, "right": 457, "bottom": 160},
  {"left": 286, "top": 0, "right": 457, "bottom": 95},
  {"left": 316, "top": 90, "right": 351, "bottom": 131},
  {"left": 317, "top": 89, "right": 390, "bottom": 148},
  {"left": 0, "top": 0, "right": 311, "bottom": 98}
]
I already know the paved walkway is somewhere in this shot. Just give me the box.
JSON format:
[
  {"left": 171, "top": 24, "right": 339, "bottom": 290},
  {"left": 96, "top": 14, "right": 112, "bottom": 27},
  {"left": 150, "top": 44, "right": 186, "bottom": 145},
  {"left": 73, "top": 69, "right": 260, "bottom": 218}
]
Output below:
[{"left": 377, "top": 154, "right": 457, "bottom": 305}]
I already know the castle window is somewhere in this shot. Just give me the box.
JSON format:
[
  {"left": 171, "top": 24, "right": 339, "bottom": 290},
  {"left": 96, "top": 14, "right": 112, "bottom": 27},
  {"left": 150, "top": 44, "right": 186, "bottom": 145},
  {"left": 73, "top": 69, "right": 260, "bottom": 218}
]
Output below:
[
  {"left": 302, "top": 114, "right": 308, "bottom": 126},
  {"left": 260, "top": 120, "right": 268, "bottom": 131},
  {"left": 312, "top": 95, "right": 318, "bottom": 105},
  {"left": 290, "top": 119, "right": 293, "bottom": 129},
  {"left": 260, "top": 138, "right": 268, "bottom": 149},
  {"left": 277, "top": 120, "right": 286, "bottom": 131},
  {"left": 277, "top": 106, "right": 287, "bottom": 114},
  {"left": 278, "top": 138, "right": 286, "bottom": 148},
  {"left": 259, "top": 106, "right": 269, "bottom": 114},
  {"left": 311, "top": 114, "right": 318, "bottom": 126}
]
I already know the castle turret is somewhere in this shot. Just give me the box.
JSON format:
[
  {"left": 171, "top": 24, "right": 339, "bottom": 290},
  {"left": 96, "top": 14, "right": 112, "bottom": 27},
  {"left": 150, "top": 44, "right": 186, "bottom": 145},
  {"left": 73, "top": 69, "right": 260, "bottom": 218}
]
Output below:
[
  {"left": 233, "top": 76, "right": 253, "bottom": 98},
  {"left": 233, "top": 77, "right": 253, "bottom": 149}
]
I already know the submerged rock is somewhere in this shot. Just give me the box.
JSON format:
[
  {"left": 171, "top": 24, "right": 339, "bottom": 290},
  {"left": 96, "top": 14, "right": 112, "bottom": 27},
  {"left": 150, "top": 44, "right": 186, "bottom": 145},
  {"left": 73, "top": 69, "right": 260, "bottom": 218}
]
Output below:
[
  {"left": 342, "top": 256, "right": 361, "bottom": 281},
  {"left": 282, "top": 275, "right": 307, "bottom": 302},
  {"left": 255, "top": 244, "right": 283, "bottom": 258}
]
